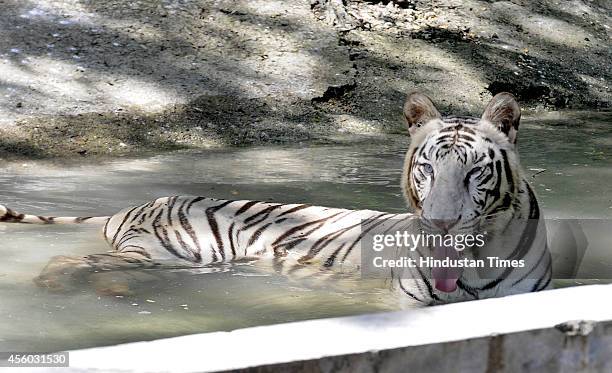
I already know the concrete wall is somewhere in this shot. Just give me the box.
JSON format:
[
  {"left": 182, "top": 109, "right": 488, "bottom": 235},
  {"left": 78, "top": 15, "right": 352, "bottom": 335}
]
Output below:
[{"left": 235, "top": 320, "right": 610, "bottom": 373}]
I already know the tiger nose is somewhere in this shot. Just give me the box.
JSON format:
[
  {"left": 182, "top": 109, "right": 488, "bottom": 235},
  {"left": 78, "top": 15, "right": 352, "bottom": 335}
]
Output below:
[{"left": 432, "top": 217, "right": 460, "bottom": 232}]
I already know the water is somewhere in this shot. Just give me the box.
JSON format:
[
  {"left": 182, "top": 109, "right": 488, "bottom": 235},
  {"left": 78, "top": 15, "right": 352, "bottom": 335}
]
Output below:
[{"left": 0, "top": 112, "right": 610, "bottom": 352}]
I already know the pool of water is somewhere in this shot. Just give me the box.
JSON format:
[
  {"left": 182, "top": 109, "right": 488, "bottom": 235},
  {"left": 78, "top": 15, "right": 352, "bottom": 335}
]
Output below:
[{"left": 0, "top": 111, "right": 610, "bottom": 352}]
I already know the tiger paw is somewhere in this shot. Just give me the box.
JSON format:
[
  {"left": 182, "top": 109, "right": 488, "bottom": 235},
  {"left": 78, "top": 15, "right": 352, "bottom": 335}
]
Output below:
[
  {"left": 93, "top": 282, "right": 132, "bottom": 296},
  {"left": 33, "top": 255, "right": 91, "bottom": 292},
  {"left": 90, "top": 273, "right": 133, "bottom": 296}
]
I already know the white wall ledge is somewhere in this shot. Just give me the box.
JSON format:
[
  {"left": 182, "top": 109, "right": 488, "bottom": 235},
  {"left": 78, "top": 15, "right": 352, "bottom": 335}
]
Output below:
[{"left": 12, "top": 284, "right": 612, "bottom": 373}]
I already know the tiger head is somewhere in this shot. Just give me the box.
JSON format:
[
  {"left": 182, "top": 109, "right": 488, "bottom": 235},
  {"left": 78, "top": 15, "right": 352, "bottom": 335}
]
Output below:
[
  {"left": 399, "top": 92, "right": 534, "bottom": 297},
  {"left": 401, "top": 92, "right": 523, "bottom": 235}
]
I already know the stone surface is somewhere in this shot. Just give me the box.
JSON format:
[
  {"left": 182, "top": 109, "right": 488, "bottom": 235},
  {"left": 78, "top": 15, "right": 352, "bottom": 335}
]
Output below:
[{"left": 0, "top": 0, "right": 609, "bottom": 158}]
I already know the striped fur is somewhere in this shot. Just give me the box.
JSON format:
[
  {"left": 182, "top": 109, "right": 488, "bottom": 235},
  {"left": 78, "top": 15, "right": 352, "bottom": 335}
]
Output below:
[
  {"left": 0, "top": 205, "right": 109, "bottom": 224},
  {"left": 1, "top": 92, "right": 552, "bottom": 305}
]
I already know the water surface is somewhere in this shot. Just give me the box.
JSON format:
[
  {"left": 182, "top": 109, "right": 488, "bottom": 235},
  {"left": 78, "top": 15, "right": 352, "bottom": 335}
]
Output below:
[{"left": 0, "top": 112, "right": 610, "bottom": 352}]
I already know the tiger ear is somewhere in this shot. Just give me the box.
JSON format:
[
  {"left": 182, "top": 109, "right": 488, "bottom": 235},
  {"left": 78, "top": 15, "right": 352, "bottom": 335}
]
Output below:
[
  {"left": 403, "top": 92, "right": 441, "bottom": 136},
  {"left": 481, "top": 92, "right": 521, "bottom": 144}
]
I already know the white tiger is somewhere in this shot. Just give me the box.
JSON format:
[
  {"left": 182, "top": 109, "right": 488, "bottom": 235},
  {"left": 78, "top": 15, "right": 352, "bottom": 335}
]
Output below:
[{"left": 0, "top": 92, "right": 552, "bottom": 305}]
